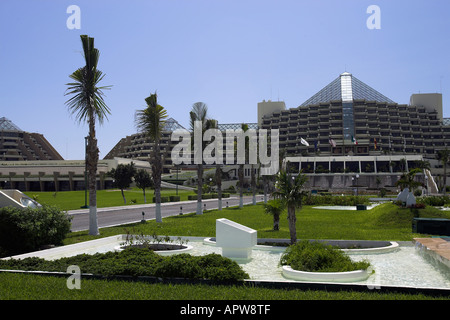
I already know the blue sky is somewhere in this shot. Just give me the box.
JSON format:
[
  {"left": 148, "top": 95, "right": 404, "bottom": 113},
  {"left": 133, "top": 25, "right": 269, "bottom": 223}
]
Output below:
[{"left": 0, "top": 0, "right": 449, "bottom": 160}]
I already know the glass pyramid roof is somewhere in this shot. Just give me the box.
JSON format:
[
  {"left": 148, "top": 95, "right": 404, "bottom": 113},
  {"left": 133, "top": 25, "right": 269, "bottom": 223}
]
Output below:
[
  {"left": 0, "top": 117, "right": 22, "bottom": 131},
  {"left": 163, "top": 117, "right": 186, "bottom": 132},
  {"left": 300, "top": 72, "right": 395, "bottom": 106}
]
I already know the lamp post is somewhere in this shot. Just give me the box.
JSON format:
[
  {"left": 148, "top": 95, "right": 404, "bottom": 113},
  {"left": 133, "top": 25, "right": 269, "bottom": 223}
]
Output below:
[{"left": 81, "top": 136, "right": 89, "bottom": 209}]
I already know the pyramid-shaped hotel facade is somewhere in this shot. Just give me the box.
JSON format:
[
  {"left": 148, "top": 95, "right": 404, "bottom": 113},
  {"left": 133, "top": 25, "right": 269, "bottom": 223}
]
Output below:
[{"left": 260, "top": 72, "right": 448, "bottom": 158}]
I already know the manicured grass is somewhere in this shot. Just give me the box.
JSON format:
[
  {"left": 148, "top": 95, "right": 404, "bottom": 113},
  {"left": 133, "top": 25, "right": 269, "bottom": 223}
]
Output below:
[
  {"left": 0, "top": 273, "right": 447, "bottom": 300},
  {"left": 4, "top": 200, "right": 450, "bottom": 301},
  {"left": 64, "top": 202, "right": 450, "bottom": 246},
  {"left": 25, "top": 188, "right": 196, "bottom": 211}
]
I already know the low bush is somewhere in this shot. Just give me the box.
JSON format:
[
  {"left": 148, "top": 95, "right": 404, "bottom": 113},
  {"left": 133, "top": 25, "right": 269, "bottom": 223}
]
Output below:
[
  {"left": 0, "top": 247, "right": 249, "bottom": 282},
  {"left": 202, "top": 194, "right": 212, "bottom": 199},
  {"left": 188, "top": 195, "right": 197, "bottom": 200},
  {"left": 418, "top": 196, "right": 450, "bottom": 207},
  {"left": 280, "top": 240, "right": 371, "bottom": 272},
  {"left": 222, "top": 193, "right": 230, "bottom": 198},
  {"left": 153, "top": 197, "right": 170, "bottom": 203},
  {"left": 169, "top": 196, "right": 180, "bottom": 202},
  {"left": 0, "top": 205, "right": 71, "bottom": 257},
  {"left": 303, "top": 195, "right": 370, "bottom": 206}
]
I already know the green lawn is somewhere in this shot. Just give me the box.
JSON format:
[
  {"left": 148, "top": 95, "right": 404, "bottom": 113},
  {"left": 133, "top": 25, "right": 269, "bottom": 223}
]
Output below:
[
  {"left": 0, "top": 272, "right": 446, "bottom": 300},
  {"left": 25, "top": 188, "right": 197, "bottom": 211},
  {"left": 64, "top": 202, "right": 450, "bottom": 245},
  {"left": 4, "top": 200, "right": 450, "bottom": 301}
]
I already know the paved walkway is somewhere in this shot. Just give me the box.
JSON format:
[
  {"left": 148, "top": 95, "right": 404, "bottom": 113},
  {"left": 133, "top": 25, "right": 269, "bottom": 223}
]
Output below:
[{"left": 414, "top": 238, "right": 450, "bottom": 268}]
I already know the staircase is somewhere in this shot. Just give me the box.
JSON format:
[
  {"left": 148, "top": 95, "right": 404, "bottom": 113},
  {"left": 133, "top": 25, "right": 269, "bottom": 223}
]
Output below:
[{"left": 424, "top": 169, "right": 439, "bottom": 195}]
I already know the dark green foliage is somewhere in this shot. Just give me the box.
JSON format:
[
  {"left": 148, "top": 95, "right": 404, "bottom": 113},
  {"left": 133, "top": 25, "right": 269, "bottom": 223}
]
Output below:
[
  {"left": 0, "top": 206, "right": 71, "bottom": 257},
  {"left": 280, "top": 240, "right": 371, "bottom": 272},
  {"left": 302, "top": 195, "right": 370, "bottom": 206},
  {"left": 0, "top": 247, "right": 249, "bottom": 281},
  {"left": 418, "top": 196, "right": 450, "bottom": 207}
]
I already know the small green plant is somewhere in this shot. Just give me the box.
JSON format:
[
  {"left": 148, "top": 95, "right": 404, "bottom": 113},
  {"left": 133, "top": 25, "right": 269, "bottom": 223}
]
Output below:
[{"left": 280, "top": 240, "right": 371, "bottom": 273}]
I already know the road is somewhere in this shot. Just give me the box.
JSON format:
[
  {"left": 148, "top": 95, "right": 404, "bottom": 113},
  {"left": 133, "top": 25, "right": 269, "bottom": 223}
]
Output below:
[{"left": 68, "top": 195, "right": 265, "bottom": 232}]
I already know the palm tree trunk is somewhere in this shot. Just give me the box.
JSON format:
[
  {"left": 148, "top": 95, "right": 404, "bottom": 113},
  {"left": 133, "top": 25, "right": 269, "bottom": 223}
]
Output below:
[
  {"left": 239, "top": 164, "right": 244, "bottom": 208},
  {"left": 216, "top": 164, "right": 222, "bottom": 210},
  {"left": 87, "top": 113, "right": 99, "bottom": 236},
  {"left": 273, "top": 214, "right": 279, "bottom": 231},
  {"left": 287, "top": 205, "right": 297, "bottom": 245},
  {"left": 251, "top": 164, "right": 256, "bottom": 205},
  {"left": 197, "top": 163, "right": 203, "bottom": 214},
  {"left": 153, "top": 141, "right": 162, "bottom": 222},
  {"left": 263, "top": 176, "right": 268, "bottom": 204}
]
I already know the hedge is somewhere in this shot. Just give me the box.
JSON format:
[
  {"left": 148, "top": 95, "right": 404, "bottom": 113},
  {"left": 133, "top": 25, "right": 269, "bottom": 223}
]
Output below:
[
  {"left": 0, "top": 205, "right": 71, "bottom": 257},
  {"left": 0, "top": 247, "right": 249, "bottom": 282},
  {"left": 169, "top": 196, "right": 180, "bottom": 202},
  {"left": 153, "top": 197, "right": 170, "bottom": 203}
]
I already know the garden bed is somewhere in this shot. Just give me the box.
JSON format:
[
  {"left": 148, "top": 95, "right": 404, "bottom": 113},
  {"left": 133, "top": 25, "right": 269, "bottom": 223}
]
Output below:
[{"left": 115, "top": 243, "right": 193, "bottom": 256}]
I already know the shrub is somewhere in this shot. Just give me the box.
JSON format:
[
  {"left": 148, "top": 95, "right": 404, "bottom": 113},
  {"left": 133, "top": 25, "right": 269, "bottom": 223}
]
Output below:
[
  {"left": 169, "top": 196, "right": 180, "bottom": 202},
  {"left": 153, "top": 197, "right": 170, "bottom": 203},
  {"left": 222, "top": 193, "right": 230, "bottom": 198},
  {"left": 188, "top": 195, "right": 197, "bottom": 200},
  {"left": 418, "top": 196, "right": 450, "bottom": 207},
  {"left": 202, "top": 194, "right": 212, "bottom": 199},
  {"left": 0, "top": 205, "right": 71, "bottom": 257},
  {"left": 0, "top": 248, "right": 249, "bottom": 281},
  {"left": 280, "top": 240, "right": 371, "bottom": 272},
  {"left": 302, "top": 195, "right": 370, "bottom": 206}
]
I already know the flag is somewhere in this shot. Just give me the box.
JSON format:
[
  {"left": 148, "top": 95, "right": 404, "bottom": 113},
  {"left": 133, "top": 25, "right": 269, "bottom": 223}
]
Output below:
[
  {"left": 329, "top": 137, "right": 336, "bottom": 147},
  {"left": 351, "top": 136, "right": 358, "bottom": 145},
  {"left": 374, "top": 138, "right": 377, "bottom": 150},
  {"left": 300, "top": 137, "right": 309, "bottom": 146}
]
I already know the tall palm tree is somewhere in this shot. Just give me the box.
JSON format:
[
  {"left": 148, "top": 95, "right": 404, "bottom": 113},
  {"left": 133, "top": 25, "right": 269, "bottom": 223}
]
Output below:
[
  {"left": 238, "top": 123, "right": 249, "bottom": 208},
  {"left": 436, "top": 148, "right": 450, "bottom": 195},
  {"left": 273, "top": 169, "right": 308, "bottom": 245},
  {"left": 135, "top": 93, "right": 168, "bottom": 222},
  {"left": 190, "top": 102, "right": 212, "bottom": 215},
  {"left": 208, "top": 119, "right": 224, "bottom": 210},
  {"left": 65, "top": 35, "right": 111, "bottom": 236}
]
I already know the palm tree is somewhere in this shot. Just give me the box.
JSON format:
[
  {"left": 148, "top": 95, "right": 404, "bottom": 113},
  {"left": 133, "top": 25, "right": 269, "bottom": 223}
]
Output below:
[
  {"left": 189, "top": 102, "right": 212, "bottom": 215},
  {"left": 238, "top": 123, "right": 249, "bottom": 208},
  {"left": 207, "top": 119, "right": 224, "bottom": 210},
  {"left": 436, "top": 149, "right": 450, "bottom": 195},
  {"left": 273, "top": 169, "right": 308, "bottom": 245},
  {"left": 135, "top": 93, "right": 168, "bottom": 222},
  {"left": 395, "top": 168, "right": 423, "bottom": 192},
  {"left": 263, "top": 199, "right": 284, "bottom": 231},
  {"left": 65, "top": 35, "right": 111, "bottom": 236}
]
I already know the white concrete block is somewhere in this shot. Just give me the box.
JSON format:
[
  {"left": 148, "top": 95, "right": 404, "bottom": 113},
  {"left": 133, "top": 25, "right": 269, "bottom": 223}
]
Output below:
[{"left": 216, "top": 218, "right": 257, "bottom": 259}]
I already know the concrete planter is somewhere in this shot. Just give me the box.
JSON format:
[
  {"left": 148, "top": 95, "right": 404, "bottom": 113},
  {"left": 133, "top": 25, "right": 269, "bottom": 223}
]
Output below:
[{"left": 282, "top": 265, "right": 371, "bottom": 282}]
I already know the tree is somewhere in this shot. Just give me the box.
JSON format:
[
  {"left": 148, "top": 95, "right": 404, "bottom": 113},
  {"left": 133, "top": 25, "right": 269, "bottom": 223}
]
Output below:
[
  {"left": 263, "top": 199, "right": 284, "bottom": 231},
  {"left": 238, "top": 123, "right": 249, "bottom": 208},
  {"left": 134, "top": 169, "right": 153, "bottom": 203},
  {"left": 395, "top": 168, "right": 423, "bottom": 192},
  {"left": 108, "top": 163, "right": 136, "bottom": 204},
  {"left": 189, "top": 102, "right": 214, "bottom": 215},
  {"left": 273, "top": 169, "right": 308, "bottom": 245},
  {"left": 135, "top": 93, "right": 168, "bottom": 222},
  {"left": 436, "top": 149, "right": 450, "bottom": 195},
  {"left": 65, "top": 35, "right": 111, "bottom": 236}
]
